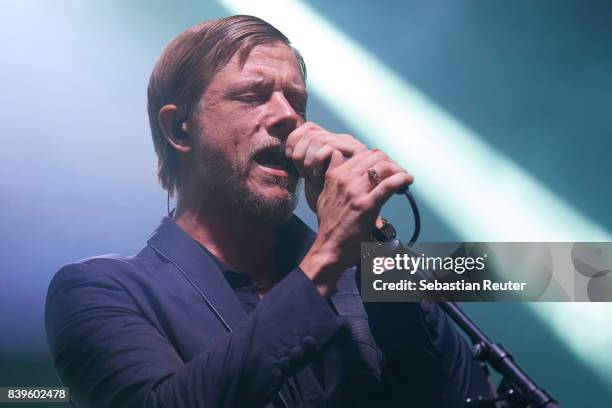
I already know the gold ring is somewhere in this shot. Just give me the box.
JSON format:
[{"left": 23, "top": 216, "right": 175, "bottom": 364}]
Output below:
[{"left": 367, "top": 168, "right": 381, "bottom": 185}]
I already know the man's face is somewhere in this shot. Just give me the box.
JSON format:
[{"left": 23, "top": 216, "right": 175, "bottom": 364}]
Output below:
[{"left": 189, "top": 42, "right": 307, "bottom": 223}]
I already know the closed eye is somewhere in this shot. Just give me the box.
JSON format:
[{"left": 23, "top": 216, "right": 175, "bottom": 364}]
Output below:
[
  {"left": 285, "top": 89, "right": 307, "bottom": 117},
  {"left": 235, "top": 93, "right": 269, "bottom": 104},
  {"left": 292, "top": 103, "right": 307, "bottom": 117}
]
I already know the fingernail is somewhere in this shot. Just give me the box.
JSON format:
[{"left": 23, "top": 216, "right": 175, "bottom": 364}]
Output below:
[{"left": 285, "top": 147, "right": 293, "bottom": 157}]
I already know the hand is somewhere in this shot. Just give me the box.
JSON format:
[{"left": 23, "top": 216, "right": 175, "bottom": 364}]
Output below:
[
  {"left": 299, "top": 148, "right": 414, "bottom": 297},
  {"left": 285, "top": 122, "right": 368, "bottom": 212}
]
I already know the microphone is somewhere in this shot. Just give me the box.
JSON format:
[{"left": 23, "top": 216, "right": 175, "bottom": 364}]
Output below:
[{"left": 278, "top": 142, "right": 300, "bottom": 177}]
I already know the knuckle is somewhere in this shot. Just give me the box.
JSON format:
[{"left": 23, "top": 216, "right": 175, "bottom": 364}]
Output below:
[
  {"left": 375, "top": 150, "right": 388, "bottom": 161},
  {"left": 292, "top": 149, "right": 306, "bottom": 162},
  {"left": 336, "top": 175, "right": 350, "bottom": 190},
  {"left": 355, "top": 196, "right": 375, "bottom": 212},
  {"left": 355, "top": 149, "right": 370, "bottom": 159},
  {"left": 286, "top": 132, "right": 300, "bottom": 146},
  {"left": 315, "top": 148, "right": 330, "bottom": 162},
  {"left": 378, "top": 161, "right": 393, "bottom": 172},
  {"left": 303, "top": 155, "right": 314, "bottom": 168},
  {"left": 350, "top": 197, "right": 367, "bottom": 212},
  {"left": 346, "top": 183, "right": 360, "bottom": 197},
  {"left": 325, "top": 168, "right": 340, "bottom": 184},
  {"left": 341, "top": 134, "right": 367, "bottom": 150},
  {"left": 310, "top": 138, "right": 324, "bottom": 150},
  {"left": 305, "top": 121, "right": 320, "bottom": 131}
]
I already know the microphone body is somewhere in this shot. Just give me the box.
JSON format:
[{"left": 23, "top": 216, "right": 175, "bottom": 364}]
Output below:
[{"left": 278, "top": 142, "right": 300, "bottom": 177}]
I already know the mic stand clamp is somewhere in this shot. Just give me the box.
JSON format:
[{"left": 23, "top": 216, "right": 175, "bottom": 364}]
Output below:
[{"left": 426, "top": 282, "right": 559, "bottom": 408}]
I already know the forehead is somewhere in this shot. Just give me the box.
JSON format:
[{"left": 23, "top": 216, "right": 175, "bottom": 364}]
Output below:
[{"left": 213, "top": 43, "right": 305, "bottom": 88}]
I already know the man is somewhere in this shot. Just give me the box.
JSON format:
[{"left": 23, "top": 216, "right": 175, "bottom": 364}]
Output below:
[{"left": 46, "top": 15, "right": 492, "bottom": 407}]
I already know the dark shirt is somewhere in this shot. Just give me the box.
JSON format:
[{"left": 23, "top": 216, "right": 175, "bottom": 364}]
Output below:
[{"left": 198, "top": 242, "right": 324, "bottom": 407}]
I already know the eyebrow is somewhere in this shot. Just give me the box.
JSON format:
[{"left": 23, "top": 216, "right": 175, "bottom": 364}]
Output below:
[{"left": 226, "top": 78, "right": 308, "bottom": 99}]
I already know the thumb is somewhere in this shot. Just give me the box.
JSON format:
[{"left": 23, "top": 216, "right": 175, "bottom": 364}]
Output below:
[{"left": 328, "top": 149, "right": 344, "bottom": 171}]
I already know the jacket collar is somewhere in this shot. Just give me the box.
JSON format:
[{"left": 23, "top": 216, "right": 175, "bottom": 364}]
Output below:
[{"left": 145, "top": 214, "right": 317, "bottom": 332}]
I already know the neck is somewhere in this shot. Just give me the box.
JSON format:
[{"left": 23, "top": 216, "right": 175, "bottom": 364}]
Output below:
[{"left": 173, "top": 188, "right": 282, "bottom": 285}]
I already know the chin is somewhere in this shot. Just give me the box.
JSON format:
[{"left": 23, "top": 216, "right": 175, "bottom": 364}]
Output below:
[
  {"left": 239, "top": 182, "right": 301, "bottom": 226},
  {"left": 243, "top": 194, "right": 297, "bottom": 225},
  {"left": 259, "top": 184, "right": 295, "bottom": 199},
  {"left": 218, "top": 170, "right": 301, "bottom": 225}
]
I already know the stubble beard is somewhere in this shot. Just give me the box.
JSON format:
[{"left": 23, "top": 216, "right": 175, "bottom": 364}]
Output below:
[{"left": 198, "top": 141, "right": 301, "bottom": 226}]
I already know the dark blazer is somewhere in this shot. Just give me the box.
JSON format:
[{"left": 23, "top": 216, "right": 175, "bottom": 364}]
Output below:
[{"left": 45, "top": 215, "right": 492, "bottom": 407}]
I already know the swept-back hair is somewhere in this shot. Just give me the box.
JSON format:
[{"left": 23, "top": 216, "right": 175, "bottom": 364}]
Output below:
[{"left": 147, "top": 15, "right": 306, "bottom": 195}]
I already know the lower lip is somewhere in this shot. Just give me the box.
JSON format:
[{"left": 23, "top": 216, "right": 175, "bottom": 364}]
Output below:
[{"left": 256, "top": 164, "right": 290, "bottom": 178}]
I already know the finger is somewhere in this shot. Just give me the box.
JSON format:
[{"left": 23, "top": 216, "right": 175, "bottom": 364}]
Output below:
[
  {"left": 287, "top": 122, "right": 368, "bottom": 177},
  {"left": 350, "top": 150, "right": 412, "bottom": 185},
  {"left": 327, "top": 149, "right": 345, "bottom": 171},
  {"left": 301, "top": 136, "right": 323, "bottom": 177},
  {"left": 341, "top": 149, "right": 388, "bottom": 174},
  {"left": 368, "top": 171, "right": 415, "bottom": 205},
  {"left": 285, "top": 121, "right": 319, "bottom": 153},
  {"left": 304, "top": 135, "right": 367, "bottom": 178},
  {"left": 291, "top": 134, "right": 315, "bottom": 177},
  {"left": 305, "top": 143, "right": 335, "bottom": 177},
  {"left": 365, "top": 160, "right": 414, "bottom": 186},
  {"left": 335, "top": 148, "right": 375, "bottom": 173},
  {"left": 375, "top": 216, "right": 385, "bottom": 229},
  {"left": 327, "top": 134, "right": 368, "bottom": 157}
]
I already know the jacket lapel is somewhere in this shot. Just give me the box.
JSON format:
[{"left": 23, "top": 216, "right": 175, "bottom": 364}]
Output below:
[{"left": 146, "top": 217, "right": 247, "bottom": 332}]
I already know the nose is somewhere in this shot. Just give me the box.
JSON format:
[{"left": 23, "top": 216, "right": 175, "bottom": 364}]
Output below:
[{"left": 266, "top": 92, "right": 301, "bottom": 141}]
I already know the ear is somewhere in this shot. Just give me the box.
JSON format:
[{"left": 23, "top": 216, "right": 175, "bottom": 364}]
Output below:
[{"left": 158, "top": 104, "right": 192, "bottom": 153}]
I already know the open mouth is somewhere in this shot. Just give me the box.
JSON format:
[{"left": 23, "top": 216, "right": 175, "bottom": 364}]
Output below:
[{"left": 253, "top": 147, "right": 282, "bottom": 170}]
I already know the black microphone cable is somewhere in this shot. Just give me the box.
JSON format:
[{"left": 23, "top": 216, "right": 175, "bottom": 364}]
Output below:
[{"left": 401, "top": 187, "right": 420, "bottom": 246}]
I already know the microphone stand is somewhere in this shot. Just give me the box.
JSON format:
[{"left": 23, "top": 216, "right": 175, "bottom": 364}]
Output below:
[
  {"left": 438, "top": 300, "right": 559, "bottom": 408},
  {"left": 382, "top": 190, "right": 559, "bottom": 408}
]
